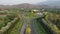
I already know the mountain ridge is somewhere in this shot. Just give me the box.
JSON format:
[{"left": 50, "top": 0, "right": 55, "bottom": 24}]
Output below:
[
  {"left": 38, "top": 0, "right": 60, "bottom": 6},
  {"left": 0, "top": 2, "right": 60, "bottom": 9}
]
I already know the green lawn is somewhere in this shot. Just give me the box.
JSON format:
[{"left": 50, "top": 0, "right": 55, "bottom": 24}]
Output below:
[
  {"left": 24, "top": 13, "right": 39, "bottom": 18},
  {"left": 34, "top": 20, "right": 47, "bottom": 34}
]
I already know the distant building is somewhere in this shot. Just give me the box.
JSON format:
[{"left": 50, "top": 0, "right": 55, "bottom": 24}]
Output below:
[
  {"left": 37, "top": 12, "right": 43, "bottom": 16},
  {"left": 33, "top": 9, "right": 39, "bottom": 12},
  {"left": 32, "top": 9, "right": 40, "bottom": 13}
]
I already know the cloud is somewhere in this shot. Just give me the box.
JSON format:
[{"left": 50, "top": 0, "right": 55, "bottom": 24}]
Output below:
[
  {"left": 0, "top": 0, "right": 46, "bottom": 5},
  {"left": 48, "top": 0, "right": 60, "bottom": 1}
]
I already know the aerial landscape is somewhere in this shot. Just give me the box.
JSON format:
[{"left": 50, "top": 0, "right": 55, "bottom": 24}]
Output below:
[{"left": 0, "top": 0, "right": 60, "bottom": 34}]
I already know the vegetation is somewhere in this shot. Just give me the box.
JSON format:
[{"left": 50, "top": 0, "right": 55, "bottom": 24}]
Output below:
[
  {"left": 0, "top": 16, "right": 14, "bottom": 29},
  {"left": 44, "top": 12, "right": 60, "bottom": 34},
  {"left": 4, "top": 18, "right": 23, "bottom": 34},
  {"left": 34, "top": 18, "right": 48, "bottom": 34},
  {"left": 0, "top": 8, "right": 60, "bottom": 34}
]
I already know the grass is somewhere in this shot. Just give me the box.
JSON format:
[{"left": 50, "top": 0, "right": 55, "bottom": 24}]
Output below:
[
  {"left": 24, "top": 12, "right": 47, "bottom": 34},
  {"left": 4, "top": 18, "right": 23, "bottom": 34},
  {"left": 0, "top": 17, "right": 12, "bottom": 29},
  {"left": 34, "top": 20, "right": 47, "bottom": 34},
  {"left": 24, "top": 13, "right": 39, "bottom": 18},
  {"left": 45, "top": 14, "right": 60, "bottom": 34}
]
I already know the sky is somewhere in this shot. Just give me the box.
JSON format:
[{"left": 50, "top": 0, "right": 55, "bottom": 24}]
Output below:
[
  {"left": 47, "top": 0, "right": 60, "bottom": 1},
  {"left": 0, "top": 0, "right": 47, "bottom": 5}
]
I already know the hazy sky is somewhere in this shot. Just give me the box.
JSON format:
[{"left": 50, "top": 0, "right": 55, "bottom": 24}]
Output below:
[{"left": 0, "top": 0, "right": 47, "bottom": 5}]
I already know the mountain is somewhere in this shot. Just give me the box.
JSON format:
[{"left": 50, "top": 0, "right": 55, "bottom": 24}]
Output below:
[
  {"left": 0, "top": 3, "right": 40, "bottom": 9},
  {"left": 0, "top": 3, "right": 59, "bottom": 9},
  {"left": 38, "top": 0, "right": 60, "bottom": 8}
]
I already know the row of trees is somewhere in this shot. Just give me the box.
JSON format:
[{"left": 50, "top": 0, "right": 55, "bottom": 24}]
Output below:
[{"left": 44, "top": 8, "right": 60, "bottom": 14}]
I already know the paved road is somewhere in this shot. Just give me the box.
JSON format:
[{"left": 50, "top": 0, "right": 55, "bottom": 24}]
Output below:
[
  {"left": 20, "top": 18, "right": 38, "bottom": 34},
  {"left": 30, "top": 18, "right": 38, "bottom": 34},
  {"left": 19, "top": 14, "right": 38, "bottom": 34},
  {"left": 20, "top": 19, "right": 27, "bottom": 34},
  {"left": 19, "top": 14, "right": 27, "bottom": 34}
]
